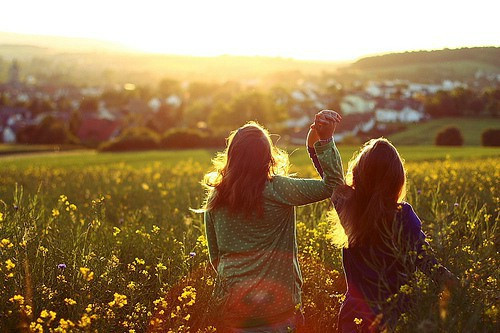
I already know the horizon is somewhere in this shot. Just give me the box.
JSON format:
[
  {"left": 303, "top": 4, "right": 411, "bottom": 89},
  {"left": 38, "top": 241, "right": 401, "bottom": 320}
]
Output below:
[
  {"left": 1, "top": 0, "right": 499, "bottom": 62},
  {"left": 0, "top": 30, "right": 498, "bottom": 64}
]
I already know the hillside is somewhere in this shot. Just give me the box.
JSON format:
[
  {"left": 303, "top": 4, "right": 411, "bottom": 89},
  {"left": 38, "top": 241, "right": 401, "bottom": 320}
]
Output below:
[
  {"left": 349, "top": 47, "right": 500, "bottom": 81},
  {"left": 388, "top": 117, "right": 500, "bottom": 146},
  {"left": 353, "top": 47, "right": 500, "bottom": 69},
  {"left": 0, "top": 32, "right": 343, "bottom": 85}
]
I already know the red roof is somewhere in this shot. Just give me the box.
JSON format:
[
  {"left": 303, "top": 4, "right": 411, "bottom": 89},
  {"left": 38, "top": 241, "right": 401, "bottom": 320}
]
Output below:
[{"left": 77, "top": 118, "right": 121, "bottom": 143}]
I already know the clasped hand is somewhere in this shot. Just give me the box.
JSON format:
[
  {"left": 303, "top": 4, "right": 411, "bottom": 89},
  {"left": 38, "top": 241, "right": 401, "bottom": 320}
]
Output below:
[{"left": 310, "top": 110, "right": 342, "bottom": 141}]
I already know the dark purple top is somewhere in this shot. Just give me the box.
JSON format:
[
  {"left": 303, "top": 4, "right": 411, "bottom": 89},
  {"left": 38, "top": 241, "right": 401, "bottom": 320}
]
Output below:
[{"left": 307, "top": 146, "right": 447, "bottom": 329}]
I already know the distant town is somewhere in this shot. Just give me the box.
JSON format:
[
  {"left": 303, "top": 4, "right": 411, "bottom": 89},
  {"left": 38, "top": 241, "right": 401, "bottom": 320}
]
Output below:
[{"left": 1, "top": 55, "right": 498, "bottom": 148}]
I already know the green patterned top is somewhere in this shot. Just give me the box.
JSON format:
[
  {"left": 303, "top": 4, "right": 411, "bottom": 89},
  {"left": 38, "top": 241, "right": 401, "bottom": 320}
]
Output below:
[{"left": 204, "top": 141, "right": 344, "bottom": 327}]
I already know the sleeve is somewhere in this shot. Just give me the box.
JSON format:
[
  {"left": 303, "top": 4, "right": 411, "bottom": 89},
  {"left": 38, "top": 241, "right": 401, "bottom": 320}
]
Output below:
[
  {"left": 404, "top": 204, "right": 452, "bottom": 282},
  {"left": 204, "top": 211, "right": 219, "bottom": 271},
  {"left": 270, "top": 141, "right": 344, "bottom": 206},
  {"left": 307, "top": 146, "right": 324, "bottom": 178}
]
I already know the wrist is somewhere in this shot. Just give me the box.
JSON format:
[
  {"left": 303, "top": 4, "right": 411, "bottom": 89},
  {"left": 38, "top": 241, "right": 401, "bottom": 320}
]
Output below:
[{"left": 319, "top": 136, "right": 333, "bottom": 145}]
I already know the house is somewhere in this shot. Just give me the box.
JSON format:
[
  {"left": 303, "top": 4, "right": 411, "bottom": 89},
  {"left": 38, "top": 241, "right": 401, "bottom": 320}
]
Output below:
[
  {"left": 0, "top": 107, "right": 32, "bottom": 143},
  {"left": 283, "top": 115, "right": 310, "bottom": 130},
  {"left": 287, "top": 112, "right": 375, "bottom": 144},
  {"left": 2, "top": 127, "right": 16, "bottom": 143},
  {"left": 340, "top": 93, "right": 376, "bottom": 115},
  {"left": 374, "top": 99, "right": 424, "bottom": 123},
  {"left": 77, "top": 117, "right": 121, "bottom": 144}
]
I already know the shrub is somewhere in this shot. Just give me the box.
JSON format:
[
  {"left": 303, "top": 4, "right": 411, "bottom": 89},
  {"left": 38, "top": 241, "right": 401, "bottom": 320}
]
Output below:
[
  {"left": 99, "top": 127, "right": 160, "bottom": 151},
  {"left": 481, "top": 128, "right": 500, "bottom": 146},
  {"left": 161, "top": 128, "right": 206, "bottom": 149},
  {"left": 435, "top": 126, "right": 464, "bottom": 146},
  {"left": 161, "top": 128, "right": 225, "bottom": 149},
  {"left": 17, "top": 117, "right": 80, "bottom": 145}
]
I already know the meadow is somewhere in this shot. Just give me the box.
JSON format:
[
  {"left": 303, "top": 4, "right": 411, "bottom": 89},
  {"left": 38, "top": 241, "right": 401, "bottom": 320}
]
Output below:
[{"left": 0, "top": 145, "right": 498, "bottom": 332}]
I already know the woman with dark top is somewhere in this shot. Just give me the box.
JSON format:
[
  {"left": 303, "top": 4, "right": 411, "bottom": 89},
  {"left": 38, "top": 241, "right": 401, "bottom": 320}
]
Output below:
[
  {"left": 200, "top": 111, "right": 343, "bottom": 332},
  {"left": 306, "top": 134, "right": 456, "bottom": 332}
]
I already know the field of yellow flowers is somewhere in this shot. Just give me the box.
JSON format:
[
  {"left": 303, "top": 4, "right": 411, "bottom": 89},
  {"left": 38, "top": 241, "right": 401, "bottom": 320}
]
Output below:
[{"left": 0, "top": 147, "right": 498, "bottom": 332}]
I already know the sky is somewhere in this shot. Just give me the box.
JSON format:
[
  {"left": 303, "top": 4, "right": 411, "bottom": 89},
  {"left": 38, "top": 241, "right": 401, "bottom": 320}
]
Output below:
[{"left": 1, "top": 0, "right": 499, "bottom": 61}]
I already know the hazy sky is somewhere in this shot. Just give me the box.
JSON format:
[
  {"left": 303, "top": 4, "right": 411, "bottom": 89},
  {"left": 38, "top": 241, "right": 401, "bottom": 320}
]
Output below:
[{"left": 1, "top": 0, "right": 498, "bottom": 60}]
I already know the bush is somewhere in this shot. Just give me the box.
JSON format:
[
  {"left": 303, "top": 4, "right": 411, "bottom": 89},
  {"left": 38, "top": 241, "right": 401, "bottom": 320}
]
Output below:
[
  {"left": 161, "top": 128, "right": 206, "bottom": 149},
  {"left": 99, "top": 127, "right": 160, "bottom": 151},
  {"left": 161, "top": 128, "right": 225, "bottom": 149},
  {"left": 435, "top": 126, "right": 464, "bottom": 146},
  {"left": 17, "top": 117, "right": 80, "bottom": 145},
  {"left": 481, "top": 128, "right": 500, "bottom": 146}
]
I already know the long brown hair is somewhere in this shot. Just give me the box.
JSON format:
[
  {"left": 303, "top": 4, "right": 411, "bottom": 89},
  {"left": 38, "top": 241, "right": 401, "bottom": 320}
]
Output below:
[
  {"left": 333, "top": 138, "right": 406, "bottom": 247},
  {"left": 202, "top": 121, "right": 289, "bottom": 217}
]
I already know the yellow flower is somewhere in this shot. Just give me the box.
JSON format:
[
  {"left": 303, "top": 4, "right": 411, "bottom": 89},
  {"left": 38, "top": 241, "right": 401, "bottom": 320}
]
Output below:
[
  {"left": 354, "top": 317, "right": 363, "bottom": 325},
  {"left": 141, "top": 183, "right": 150, "bottom": 191},
  {"left": 5, "top": 259, "right": 15, "bottom": 270},
  {"left": 80, "top": 267, "right": 94, "bottom": 281},
  {"left": 39, "top": 309, "right": 57, "bottom": 323},
  {"left": 58, "top": 318, "right": 75, "bottom": 329},
  {"left": 85, "top": 304, "right": 93, "bottom": 313},
  {"left": 52, "top": 209, "right": 60, "bottom": 217},
  {"left": 39, "top": 246, "right": 48, "bottom": 255},
  {"left": 108, "top": 293, "right": 127, "bottom": 308},
  {"left": 78, "top": 313, "right": 92, "bottom": 328},
  {"left": 156, "top": 263, "right": 166, "bottom": 271},
  {"left": 135, "top": 258, "right": 145, "bottom": 265},
  {"left": 399, "top": 284, "right": 413, "bottom": 295},
  {"left": 64, "top": 298, "right": 77, "bottom": 306},
  {"left": 184, "top": 314, "right": 190, "bottom": 321},
  {"left": 113, "top": 227, "right": 121, "bottom": 236},
  {"left": 30, "top": 322, "right": 43, "bottom": 333},
  {"left": 69, "top": 204, "right": 77, "bottom": 211},
  {"left": 0, "top": 212, "right": 3, "bottom": 221},
  {"left": 9, "top": 294, "right": 25, "bottom": 304},
  {"left": 1, "top": 238, "right": 13, "bottom": 248}
]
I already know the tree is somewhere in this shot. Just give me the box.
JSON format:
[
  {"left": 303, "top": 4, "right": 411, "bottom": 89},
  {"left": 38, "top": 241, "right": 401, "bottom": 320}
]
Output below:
[
  {"left": 184, "top": 101, "right": 212, "bottom": 128},
  {"left": 28, "top": 98, "right": 55, "bottom": 115},
  {"left": 481, "top": 129, "right": 500, "bottom": 146},
  {"left": 146, "top": 104, "right": 177, "bottom": 133},
  {"left": 69, "top": 110, "right": 82, "bottom": 136},
  {"left": 17, "top": 116, "right": 79, "bottom": 145},
  {"left": 208, "top": 91, "right": 286, "bottom": 134},
  {"left": 99, "top": 127, "right": 160, "bottom": 151},
  {"left": 435, "top": 126, "right": 464, "bottom": 146},
  {"left": 158, "top": 78, "right": 181, "bottom": 97},
  {"left": 425, "top": 91, "right": 458, "bottom": 118}
]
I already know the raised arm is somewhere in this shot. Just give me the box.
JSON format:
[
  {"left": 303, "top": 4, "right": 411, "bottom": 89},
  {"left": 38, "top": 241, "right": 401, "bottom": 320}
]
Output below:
[
  {"left": 268, "top": 110, "right": 344, "bottom": 206},
  {"left": 307, "top": 127, "right": 324, "bottom": 178}
]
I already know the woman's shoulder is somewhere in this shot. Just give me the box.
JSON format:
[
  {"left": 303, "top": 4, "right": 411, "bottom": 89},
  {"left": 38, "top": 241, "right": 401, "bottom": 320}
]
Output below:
[{"left": 396, "top": 201, "right": 422, "bottom": 234}]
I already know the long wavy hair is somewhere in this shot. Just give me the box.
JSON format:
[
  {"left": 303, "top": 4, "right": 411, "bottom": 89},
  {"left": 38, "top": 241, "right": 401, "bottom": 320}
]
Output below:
[
  {"left": 201, "top": 121, "right": 290, "bottom": 217},
  {"left": 333, "top": 138, "right": 406, "bottom": 247}
]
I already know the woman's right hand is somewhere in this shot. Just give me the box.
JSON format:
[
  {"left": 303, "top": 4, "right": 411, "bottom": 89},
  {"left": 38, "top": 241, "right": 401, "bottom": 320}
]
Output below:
[{"left": 313, "top": 110, "right": 342, "bottom": 140}]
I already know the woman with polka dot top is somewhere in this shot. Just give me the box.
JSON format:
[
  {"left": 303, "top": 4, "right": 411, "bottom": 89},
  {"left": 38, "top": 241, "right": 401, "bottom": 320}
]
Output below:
[{"left": 200, "top": 111, "right": 344, "bottom": 332}]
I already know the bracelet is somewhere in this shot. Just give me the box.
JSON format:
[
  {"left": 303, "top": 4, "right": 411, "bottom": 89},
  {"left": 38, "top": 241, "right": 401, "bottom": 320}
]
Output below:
[{"left": 319, "top": 137, "right": 333, "bottom": 145}]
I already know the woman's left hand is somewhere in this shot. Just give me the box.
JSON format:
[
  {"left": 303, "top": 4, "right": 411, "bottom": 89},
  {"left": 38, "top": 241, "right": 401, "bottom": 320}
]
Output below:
[{"left": 312, "top": 110, "right": 342, "bottom": 140}]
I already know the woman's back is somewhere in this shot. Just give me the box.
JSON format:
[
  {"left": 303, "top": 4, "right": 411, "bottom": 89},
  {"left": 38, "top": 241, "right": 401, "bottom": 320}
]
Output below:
[
  {"left": 207, "top": 187, "right": 300, "bottom": 327},
  {"left": 205, "top": 141, "right": 344, "bottom": 328}
]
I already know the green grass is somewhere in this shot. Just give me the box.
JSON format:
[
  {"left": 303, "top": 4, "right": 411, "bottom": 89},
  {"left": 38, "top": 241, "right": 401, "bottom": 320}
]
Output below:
[
  {"left": 1, "top": 146, "right": 499, "bottom": 171},
  {"left": 0, "top": 147, "right": 498, "bottom": 331},
  {"left": 0, "top": 144, "right": 84, "bottom": 155},
  {"left": 388, "top": 117, "right": 500, "bottom": 145}
]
